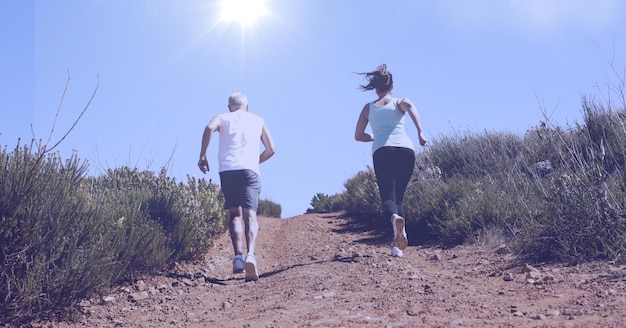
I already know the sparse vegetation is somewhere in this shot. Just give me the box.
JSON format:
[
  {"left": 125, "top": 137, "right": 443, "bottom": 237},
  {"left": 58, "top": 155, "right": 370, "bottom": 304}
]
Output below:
[
  {"left": 333, "top": 97, "right": 626, "bottom": 264},
  {"left": 0, "top": 75, "right": 229, "bottom": 325},
  {"left": 3, "top": 64, "right": 626, "bottom": 325},
  {"left": 257, "top": 199, "right": 282, "bottom": 218},
  {"left": 0, "top": 143, "right": 229, "bottom": 325},
  {"left": 306, "top": 192, "right": 342, "bottom": 214}
]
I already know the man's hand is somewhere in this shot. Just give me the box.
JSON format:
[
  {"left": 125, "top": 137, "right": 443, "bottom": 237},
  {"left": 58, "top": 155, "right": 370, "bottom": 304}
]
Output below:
[{"left": 198, "top": 157, "right": 209, "bottom": 174}]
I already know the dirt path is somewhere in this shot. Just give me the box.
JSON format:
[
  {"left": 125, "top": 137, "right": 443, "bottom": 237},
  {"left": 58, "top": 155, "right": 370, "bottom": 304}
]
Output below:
[{"left": 41, "top": 212, "right": 626, "bottom": 327}]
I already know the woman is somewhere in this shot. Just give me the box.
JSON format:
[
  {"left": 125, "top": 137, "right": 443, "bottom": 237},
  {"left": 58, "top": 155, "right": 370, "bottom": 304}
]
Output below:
[{"left": 354, "top": 64, "right": 427, "bottom": 257}]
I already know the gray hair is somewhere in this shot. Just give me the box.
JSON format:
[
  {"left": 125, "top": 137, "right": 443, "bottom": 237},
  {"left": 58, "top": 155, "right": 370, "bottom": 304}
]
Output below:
[{"left": 228, "top": 92, "right": 248, "bottom": 109}]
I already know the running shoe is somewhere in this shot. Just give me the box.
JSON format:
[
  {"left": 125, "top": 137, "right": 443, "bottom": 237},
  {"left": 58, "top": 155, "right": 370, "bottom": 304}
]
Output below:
[
  {"left": 391, "top": 245, "right": 404, "bottom": 257},
  {"left": 393, "top": 215, "right": 408, "bottom": 250},
  {"left": 232, "top": 255, "right": 245, "bottom": 274},
  {"left": 244, "top": 254, "right": 259, "bottom": 282}
]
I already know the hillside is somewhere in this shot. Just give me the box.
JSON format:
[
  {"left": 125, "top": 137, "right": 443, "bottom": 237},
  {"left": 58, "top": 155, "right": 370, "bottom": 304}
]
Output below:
[{"left": 35, "top": 212, "right": 626, "bottom": 327}]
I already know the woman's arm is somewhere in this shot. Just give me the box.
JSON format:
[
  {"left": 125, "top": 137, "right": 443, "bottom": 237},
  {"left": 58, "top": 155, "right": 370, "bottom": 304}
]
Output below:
[
  {"left": 354, "top": 104, "right": 373, "bottom": 142},
  {"left": 399, "top": 97, "right": 427, "bottom": 146}
]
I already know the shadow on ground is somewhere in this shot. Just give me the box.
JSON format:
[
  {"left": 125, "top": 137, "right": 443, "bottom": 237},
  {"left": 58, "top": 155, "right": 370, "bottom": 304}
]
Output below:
[{"left": 328, "top": 212, "right": 434, "bottom": 247}]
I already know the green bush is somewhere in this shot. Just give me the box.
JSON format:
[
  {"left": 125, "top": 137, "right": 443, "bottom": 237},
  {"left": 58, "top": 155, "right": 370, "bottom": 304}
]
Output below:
[
  {"left": 91, "top": 167, "right": 229, "bottom": 264},
  {"left": 325, "top": 99, "right": 626, "bottom": 264},
  {"left": 306, "top": 192, "right": 342, "bottom": 213},
  {"left": 257, "top": 199, "right": 282, "bottom": 218},
  {"left": 1, "top": 143, "right": 114, "bottom": 323},
  {"left": 340, "top": 166, "right": 381, "bottom": 214},
  {"left": 0, "top": 144, "right": 229, "bottom": 325},
  {"left": 427, "top": 130, "right": 523, "bottom": 179}
]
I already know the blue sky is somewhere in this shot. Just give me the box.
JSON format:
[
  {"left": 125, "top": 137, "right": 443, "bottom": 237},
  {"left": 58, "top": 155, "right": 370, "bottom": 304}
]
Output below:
[{"left": 2, "top": 1, "right": 626, "bottom": 218}]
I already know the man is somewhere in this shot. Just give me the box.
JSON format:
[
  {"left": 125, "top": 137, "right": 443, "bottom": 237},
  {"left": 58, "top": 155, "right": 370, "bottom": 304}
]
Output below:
[{"left": 198, "top": 92, "right": 276, "bottom": 282}]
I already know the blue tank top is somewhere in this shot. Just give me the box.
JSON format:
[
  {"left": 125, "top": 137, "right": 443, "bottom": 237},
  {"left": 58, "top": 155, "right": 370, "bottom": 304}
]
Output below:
[{"left": 369, "top": 99, "right": 415, "bottom": 154}]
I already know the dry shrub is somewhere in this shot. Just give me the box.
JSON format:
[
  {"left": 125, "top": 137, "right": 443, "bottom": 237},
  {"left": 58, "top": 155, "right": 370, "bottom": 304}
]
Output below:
[{"left": 0, "top": 145, "right": 228, "bottom": 325}]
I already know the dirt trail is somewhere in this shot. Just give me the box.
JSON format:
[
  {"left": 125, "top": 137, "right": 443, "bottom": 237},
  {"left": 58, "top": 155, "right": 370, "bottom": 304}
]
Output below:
[{"left": 40, "top": 212, "right": 626, "bottom": 327}]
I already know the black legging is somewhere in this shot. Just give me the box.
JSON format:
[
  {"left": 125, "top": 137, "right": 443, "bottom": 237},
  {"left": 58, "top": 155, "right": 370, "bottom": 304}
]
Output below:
[{"left": 372, "top": 146, "right": 416, "bottom": 218}]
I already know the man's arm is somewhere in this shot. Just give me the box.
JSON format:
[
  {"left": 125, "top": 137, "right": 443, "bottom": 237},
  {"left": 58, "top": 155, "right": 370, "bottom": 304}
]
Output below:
[
  {"left": 259, "top": 124, "right": 276, "bottom": 164},
  {"left": 198, "top": 116, "right": 220, "bottom": 173}
]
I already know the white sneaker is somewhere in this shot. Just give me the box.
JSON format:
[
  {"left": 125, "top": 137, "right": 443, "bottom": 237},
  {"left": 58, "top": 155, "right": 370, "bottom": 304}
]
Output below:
[
  {"left": 244, "top": 254, "right": 259, "bottom": 282},
  {"left": 392, "top": 214, "right": 408, "bottom": 250},
  {"left": 232, "top": 255, "right": 245, "bottom": 274},
  {"left": 391, "top": 246, "right": 403, "bottom": 257}
]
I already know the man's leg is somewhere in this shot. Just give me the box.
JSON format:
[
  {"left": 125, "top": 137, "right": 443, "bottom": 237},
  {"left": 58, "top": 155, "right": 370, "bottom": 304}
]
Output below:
[
  {"left": 243, "top": 208, "right": 259, "bottom": 255},
  {"left": 243, "top": 207, "right": 260, "bottom": 281},
  {"left": 229, "top": 206, "right": 244, "bottom": 256},
  {"left": 228, "top": 206, "right": 246, "bottom": 274}
]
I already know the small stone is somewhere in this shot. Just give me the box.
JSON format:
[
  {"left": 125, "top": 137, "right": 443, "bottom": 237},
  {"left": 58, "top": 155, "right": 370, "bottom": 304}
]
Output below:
[
  {"left": 128, "top": 291, "right": 149, "bottom": 302},
  {"left": 523, "top": 264, "right": 540, "bottom": 273},
  {"left": 429, "top": 253, "right": 442, "bottom": 261},
  {"left": 495, "top": 244, "right": 511, "bottom": 255},
  {"left": 546, "top": 309, "right": 560, "bottom": 317},
  {"left": 407, "top": 304, "right": 425, "bottom": 316},
  {"left": 136, "top": 280, "right": 146, "bottom": 291},
  {"left": 322, "top": 291, "right": 336, "bottom": 298},
  {"left": 102, "top": 295, "right": 116, "bottom": 304},
  {"left": 182, "top": 278, "right": 195, "bottom": 286},
  {"left": 611, "top": 297, "right": 626, "bottom": 306},
  {"left": 530, "top": 313, "right": 546, "bottom": 320},
  {"left": 526, "top": 270, "right": 542, "bottom": 281}
]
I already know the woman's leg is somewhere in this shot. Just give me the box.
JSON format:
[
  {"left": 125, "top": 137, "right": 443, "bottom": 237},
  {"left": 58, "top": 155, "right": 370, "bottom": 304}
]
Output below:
[
  {"left": 373, "top": 147, "right": 397, "bottom": 216},
  {"left": 394, "top": 148, "right": 416, "bottom": 218}
]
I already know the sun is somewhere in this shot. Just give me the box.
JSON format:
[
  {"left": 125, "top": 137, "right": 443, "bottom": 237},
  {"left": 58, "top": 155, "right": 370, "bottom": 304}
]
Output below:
[{"left": 219, "top": 0, "right": 268, "bottom": 27}]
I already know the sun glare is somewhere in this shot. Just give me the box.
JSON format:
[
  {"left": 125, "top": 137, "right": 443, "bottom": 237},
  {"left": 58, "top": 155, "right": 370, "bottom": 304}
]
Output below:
[{"left": 220, "top": 0, "right": 268, "bottom": 26}]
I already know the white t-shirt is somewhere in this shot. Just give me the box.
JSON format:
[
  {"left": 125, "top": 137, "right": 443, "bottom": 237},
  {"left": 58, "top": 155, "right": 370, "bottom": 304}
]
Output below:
[{"left": 217, "top": 110, "right": 265, "bottom": 175}]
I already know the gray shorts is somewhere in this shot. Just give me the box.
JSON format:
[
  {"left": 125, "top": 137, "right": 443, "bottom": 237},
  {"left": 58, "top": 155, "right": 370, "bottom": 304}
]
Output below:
[{"left": 219, "top": 169, "right": 261, "bottom": 211}]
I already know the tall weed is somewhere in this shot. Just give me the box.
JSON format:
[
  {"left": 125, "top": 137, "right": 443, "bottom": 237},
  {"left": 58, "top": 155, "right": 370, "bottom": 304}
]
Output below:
[{"left": 329, "top": 100, "right": 626, "bottom": 263}]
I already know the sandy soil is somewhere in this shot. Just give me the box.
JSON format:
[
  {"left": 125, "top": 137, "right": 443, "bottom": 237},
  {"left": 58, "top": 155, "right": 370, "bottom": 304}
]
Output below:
[{"left": 33, "top": 212, "right": 626, "bottom": 327}]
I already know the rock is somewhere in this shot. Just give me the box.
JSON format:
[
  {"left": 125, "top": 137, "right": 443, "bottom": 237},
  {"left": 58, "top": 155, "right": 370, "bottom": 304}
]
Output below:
[
  {"left": 611, "top": 297, "right": 626, "bottom": 306},
  {"left": 322, "top": 291, "right": 336, "bottom": 298},
  {"left": 530, "top": 313, "right": 547, "bottom": 320},
  {"left": 102, "top": 295, "right": 116, "bottom": 304},
  {"left": 546, "top": 309, "right": 560, "bottom": 317},
  {"left": 495, "top": 244, "right": 511, "bottom": 255},
  {"left": 128, "top": 291, "right": 149, "bottom": 302},
  {"left": 136, "top": 280, "right": 146, "bottom": 291},
  {"left": 182, "top": 278, "right": 195, "bottom": 286},
  {"left": 523, "top": 264, "right": 540, "bottom": 273},
  {"left": 429, "top": 253, "right": 442, "bottom": 261},
  {"left": 526, "top": 270, "right": 542, "bottom": 280},
  {"left": 407, "top": 304, "right": 425, "bottom": 316}
]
